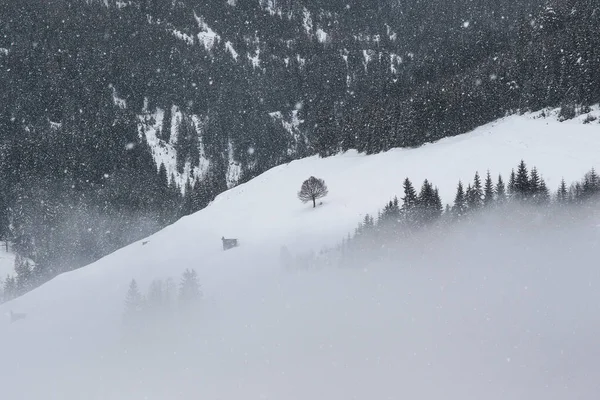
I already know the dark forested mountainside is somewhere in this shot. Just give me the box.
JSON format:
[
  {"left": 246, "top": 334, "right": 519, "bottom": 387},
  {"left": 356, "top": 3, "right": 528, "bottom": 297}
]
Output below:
[{"left": 0, "top": 0, "right": 599, "bottom": 294}]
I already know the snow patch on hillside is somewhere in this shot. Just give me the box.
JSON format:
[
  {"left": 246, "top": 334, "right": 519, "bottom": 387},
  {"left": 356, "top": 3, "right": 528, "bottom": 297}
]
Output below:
[
  {"left": 226, "top": 141, "right": 242, "bottom": 188},
  {"left": 385, "top": 23, "right": 397, "bottom": 41},
  {"left": 170, "top": 29, "right": 194, "bottom": 45},
  {"left": 296, "top": 54, "right": 306, "bottom": 69},
  {"left": 248, "top": 48, "right": 261, "bottom": 69},
  {"left": 48, "top": 120, "right": 62, "bottom": 130},
  {"left": 138, "top": 101, "right": 210, "bottom": 192},
  {"left": 169, "top": 105, "right": 182, "bottom": 145},
  {"left": 194, "top": 13, "right": 220, "bottom": 51},
  {"left": 390, "top": 53, "right": 402, "bottom": 74},
  {"left": 362, "top": 49, "right": 372, "bottom": 72},
  {"left": 108, "top": 84, "right": 127, "bottom": 109},
  {"left": 259, "top": 0, "right": 281, "bottom": 16},
  {"left": 316, "top": 28, "right": 328, "bottom": 43},
  {"left": 225, "top": 41, "right": 238, "bottom": 61},
  {"left": 269, "top": 110, "right": 306, "bottom": 156},
  {"left": 341, "top": 49, "right": 349, "bottom": 67},
  {"left": 302, "top": 8, "right": 313, "bottom": 35}
]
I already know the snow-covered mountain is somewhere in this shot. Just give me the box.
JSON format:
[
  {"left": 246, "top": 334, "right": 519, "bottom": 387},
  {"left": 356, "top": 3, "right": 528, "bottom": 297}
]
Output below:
[
  {"left": 2, "top": 111, "right": 600, "bottom": 399},
  {"left": 3, "top": 0, "right": 600, "bottom": 296}
]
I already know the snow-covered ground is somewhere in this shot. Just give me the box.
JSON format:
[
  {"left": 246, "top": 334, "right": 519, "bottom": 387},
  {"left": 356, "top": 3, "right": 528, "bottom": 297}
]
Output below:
[{"left": 1, "top": 111, "right": 600, "bottom": 399}]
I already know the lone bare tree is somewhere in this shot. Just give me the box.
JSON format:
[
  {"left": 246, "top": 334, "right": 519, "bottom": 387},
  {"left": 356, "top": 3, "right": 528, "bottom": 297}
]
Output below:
[{"left": 298, "top": 176, "right": 328, "bottom": 208}]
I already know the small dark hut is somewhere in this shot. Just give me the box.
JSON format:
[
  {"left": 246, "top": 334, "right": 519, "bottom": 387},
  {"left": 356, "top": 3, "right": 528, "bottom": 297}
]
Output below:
[
  {"left": 10, "top": 310, "right": 26, "bottom": 323},
  {"left": 222, "top": 236, "right": 239, "bottom": 251}
]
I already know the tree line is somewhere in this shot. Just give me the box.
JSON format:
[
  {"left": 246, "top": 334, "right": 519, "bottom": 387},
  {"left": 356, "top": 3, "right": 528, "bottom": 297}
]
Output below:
[
  {"left": 339, "top": 161, "right": 599, "bottom": 265},
  {"left": 121, "top": 268, "right": 203, "bottom": 345}
]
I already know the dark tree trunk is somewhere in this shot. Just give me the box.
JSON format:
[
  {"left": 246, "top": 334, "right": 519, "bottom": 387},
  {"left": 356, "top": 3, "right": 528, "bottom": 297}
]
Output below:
[{"left": 312, "top": 197, "right": 316, "bottom": 208}]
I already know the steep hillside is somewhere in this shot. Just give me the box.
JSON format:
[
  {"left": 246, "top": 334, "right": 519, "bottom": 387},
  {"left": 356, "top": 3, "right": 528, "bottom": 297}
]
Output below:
[
  {"left": 1, "top": 0, "right": 599, "bottom": 288},
  {"left": 1, "top": 112, "right": 600, "bottom": 399}
]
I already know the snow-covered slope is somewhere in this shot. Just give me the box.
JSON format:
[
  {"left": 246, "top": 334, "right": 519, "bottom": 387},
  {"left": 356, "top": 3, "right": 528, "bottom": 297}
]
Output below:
[{"left": 2, "top": 111, "right": 600, "bottom": 399}]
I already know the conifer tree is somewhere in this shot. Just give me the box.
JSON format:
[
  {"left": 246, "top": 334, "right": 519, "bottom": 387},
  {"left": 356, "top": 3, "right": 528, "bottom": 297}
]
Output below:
[
  {"left": 146, "top": 279, "right": 165, "bottom": 313},
  {"left": 124, "top": 279, "right": 143, "bottom": 319},
  {"left": 515, "top": 160, "right": 530, "bottom": 200},
  {"left": 570, "top": 182, "right": 584, "bottom": 203},
  {"left": 179, "top": 268, "right": 202, "bottom": 307},
  {"left": 433, "top": 188, "right": 443, "bottom": 219},
  {"left": 537, "top": 178, "right": 550, "bottom": 205},
  {"left": 380, "top": 197, "right": 400, "bottom": 225},
  {"left": 158, "top": 163, "right": 168, "bottom": 190},
  {"left": 529, "top": 167, "right": 541, "bottom": 200},
  {"left": 359, "top": 214, "right": 375, "bottom": 233},
  {"left": 496, "top": 174, "right": 506, "bottom": 203},
  {"left": 453, "top": 181, "right": 467, "bottom": 217},
  {"left": 190, "top": 179, "right": 208, "bottom": 213},
  {"left": 465, "top": 183, "right": 478, "bottom": 210},
  {"left": 582, "top": 168, "right": 600, "bottom": 199},
  {"left": 14, "top": 255, "right": 33, "bottom": 295},
  {"left": 417, "top": 180, "right": 441, "bottom": 223},
  {"left": 3, "top": 275, "right": 16, "bottom": 302},
  {"left": 401, "top": 178, "right": 418, "bottom": 210},
  {"left": 470, "top": 172, "right": 484, "bottom": 209},
  {"left": 508, "top": 169, "right": 516, "bottom": 198},
  {"left": 401, "top": 178, "right": 418, "bottom": 226},
  {"left": 355, "top": 214, "right": 376, "bottom": 251},
  {"left": 484, "top": 170, "right": 495, "bottom": 206},
  {"left": 556, "top": 178, "right": 569, "bottom": 204}
]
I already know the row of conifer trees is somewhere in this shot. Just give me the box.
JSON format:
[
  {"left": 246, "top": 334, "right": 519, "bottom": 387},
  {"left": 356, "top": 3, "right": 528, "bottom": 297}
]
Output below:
[
  {"left": 341, "top": 160, "right": 599, "bottom": 259},
  {"left": 123, "top": 269, "right": 202, "bottom": 322}
]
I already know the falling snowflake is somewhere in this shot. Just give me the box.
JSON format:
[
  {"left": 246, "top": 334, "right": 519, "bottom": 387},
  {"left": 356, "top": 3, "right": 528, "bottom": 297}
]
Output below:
[
  {"left": 247, "top": 147, "right": 255, "bottom": 155},
  {"left": 125, "top": 143, "right": 135, "bottom": 150},
  {"left": 462, "top": 21, "right": 470, "bottom": 28}
]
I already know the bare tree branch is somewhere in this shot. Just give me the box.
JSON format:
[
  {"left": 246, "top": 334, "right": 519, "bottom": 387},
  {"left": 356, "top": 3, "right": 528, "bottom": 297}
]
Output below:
[{"left": 298, "top": 176, "right": 328, "bottom": 208}]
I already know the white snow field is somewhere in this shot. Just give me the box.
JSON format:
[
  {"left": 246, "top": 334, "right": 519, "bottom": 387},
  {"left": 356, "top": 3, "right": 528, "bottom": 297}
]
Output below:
[{"left": 2, "top": 110, "right": 600, "bottom": 399}]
